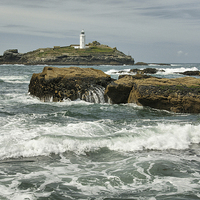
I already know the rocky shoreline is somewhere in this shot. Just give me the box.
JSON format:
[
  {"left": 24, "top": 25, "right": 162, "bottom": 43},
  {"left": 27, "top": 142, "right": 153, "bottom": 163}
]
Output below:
[{"left": 29, "top": 66, "right": 200, "bottom": 113}]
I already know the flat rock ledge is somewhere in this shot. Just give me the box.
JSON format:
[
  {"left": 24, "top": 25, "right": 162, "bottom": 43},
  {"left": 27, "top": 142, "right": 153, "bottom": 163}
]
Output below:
[
  {"left": 29, "top": 67, "right": 200, "bottom": 113},
  {"left": 105, "top": 74, "right": 200, "bottom": 113},
  {"left": 29, "top": 66, "right": 112, "bottom": 102}
]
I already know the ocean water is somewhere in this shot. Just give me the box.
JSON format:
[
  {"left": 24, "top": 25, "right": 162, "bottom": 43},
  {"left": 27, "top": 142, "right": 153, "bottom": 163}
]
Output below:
[{"left": 1, "top": 64, "right": 200, "bottom": 200}]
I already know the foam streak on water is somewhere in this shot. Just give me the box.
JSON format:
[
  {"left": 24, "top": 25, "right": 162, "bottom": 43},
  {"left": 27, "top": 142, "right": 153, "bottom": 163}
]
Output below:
[
  {"left": 1, "top": 64, "right": 200, "bottom": 199},
  {"left": 105, "top": 64, "right": 200, "bottom": 79}
]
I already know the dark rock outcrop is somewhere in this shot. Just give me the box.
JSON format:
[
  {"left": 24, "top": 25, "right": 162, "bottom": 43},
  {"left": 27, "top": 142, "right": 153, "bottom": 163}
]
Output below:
[
  {"left": 134, "top": 62, "right": 170, "bottom": 66},
  {"left": 130, "top": 68, "right": 158, "bottom": 74},
  {"left": 180, "top": 71, "right": 200, "bottom": 76},
  {"left": 1, "top": 49, "right": 23, "bottom": 63},
  {"left": 134, "top": 62, "right": 148, "bottom": 65},
  {"left": 113, "top": 68, "right": 165, "bottom": 75},
  {"left": 104, "top": 75, "right": 135, "bottom": 104},
  {"left": 29, "top": 66, "right": 112, "bottom": 102}
]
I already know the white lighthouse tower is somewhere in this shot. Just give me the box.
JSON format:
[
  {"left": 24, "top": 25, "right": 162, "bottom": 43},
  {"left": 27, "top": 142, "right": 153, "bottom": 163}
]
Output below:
[{"left": 80, "top": 29, "right": 85, "bottom": 49}]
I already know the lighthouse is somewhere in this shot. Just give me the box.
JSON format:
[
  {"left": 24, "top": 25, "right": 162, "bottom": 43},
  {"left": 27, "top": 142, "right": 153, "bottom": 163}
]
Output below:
[{"left": 80, "top": 29, "right": 85, "bottom": 49}]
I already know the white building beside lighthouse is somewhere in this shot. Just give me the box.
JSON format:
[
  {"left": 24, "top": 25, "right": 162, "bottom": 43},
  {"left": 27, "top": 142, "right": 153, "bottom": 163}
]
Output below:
[
  {"left": 70, "top": 30, "right": 88, "bottom": 49},
  {"left": 80, "top": 29, "right": 85, "bottom": 49}
]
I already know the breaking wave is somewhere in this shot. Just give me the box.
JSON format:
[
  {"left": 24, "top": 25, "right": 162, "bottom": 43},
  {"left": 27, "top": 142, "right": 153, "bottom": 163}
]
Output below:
[{"left": 1, "top": 110, "right": 200, "bottom": 160}]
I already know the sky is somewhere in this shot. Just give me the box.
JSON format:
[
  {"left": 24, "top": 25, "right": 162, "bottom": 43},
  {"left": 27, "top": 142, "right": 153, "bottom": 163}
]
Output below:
[{"left": 1, "top": 0, "right": 200, "bottom": 63}]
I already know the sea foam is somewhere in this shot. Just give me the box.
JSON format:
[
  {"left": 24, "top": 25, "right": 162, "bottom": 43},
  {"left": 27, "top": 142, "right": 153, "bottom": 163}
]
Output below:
[
  {"left": 157, "top": 66, "right": 199, "bottom": 75},
  {"left": 1, "top": 119, "right": 200, "bottom": 159}
]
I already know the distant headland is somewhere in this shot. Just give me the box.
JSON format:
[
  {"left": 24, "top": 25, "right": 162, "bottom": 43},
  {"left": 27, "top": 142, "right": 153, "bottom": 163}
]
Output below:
[{"left": 0, "top": 42, "right": 135, "bottom": 65}]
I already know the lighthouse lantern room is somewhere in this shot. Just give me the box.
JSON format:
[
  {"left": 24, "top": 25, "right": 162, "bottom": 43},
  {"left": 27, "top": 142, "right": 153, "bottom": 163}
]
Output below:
[{"left": 80, "top": 29, "right": 85, "bottom": 49}]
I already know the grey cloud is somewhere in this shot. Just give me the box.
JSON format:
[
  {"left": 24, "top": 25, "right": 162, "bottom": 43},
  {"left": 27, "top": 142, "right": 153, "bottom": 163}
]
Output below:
[
  {"left": 137, "top": 3, "right": 200, "bottom": 21},
  {"left": 1, "top": 0, "right": 53, "bottom": 9},
  {"left": 2, "top": 24, "right": 28, "bottom": 28}
]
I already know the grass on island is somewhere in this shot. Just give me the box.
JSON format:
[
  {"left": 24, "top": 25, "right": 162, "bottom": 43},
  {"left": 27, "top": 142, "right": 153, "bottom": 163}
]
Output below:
[{"left": 30, "top": 43, "right": 116, "bottom": 58}]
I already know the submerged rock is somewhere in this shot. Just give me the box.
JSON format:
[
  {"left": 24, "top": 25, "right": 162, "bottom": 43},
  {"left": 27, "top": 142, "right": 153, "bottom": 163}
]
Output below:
[{"left": 29, "top": 66, "right": 112, "bottom": 102}]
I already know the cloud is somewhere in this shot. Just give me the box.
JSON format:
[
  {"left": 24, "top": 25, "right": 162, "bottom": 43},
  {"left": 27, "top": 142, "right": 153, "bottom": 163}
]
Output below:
[
  {"left": 177, "top": 51, "right": 183, "bottom": 56},
  {"left": 177, "top": 50, "right": 188, "bottom": 57},
  {"left": 2, "top": 24, "right": 28, "bottom": 29},
  {"left": 138, "top": 2, "right": 200, "bottom": 21}
]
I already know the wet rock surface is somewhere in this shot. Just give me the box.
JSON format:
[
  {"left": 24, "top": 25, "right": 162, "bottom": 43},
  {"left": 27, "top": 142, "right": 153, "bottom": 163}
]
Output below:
[{"left": 29, "top": 66, "right": 112, "bottom": 102}]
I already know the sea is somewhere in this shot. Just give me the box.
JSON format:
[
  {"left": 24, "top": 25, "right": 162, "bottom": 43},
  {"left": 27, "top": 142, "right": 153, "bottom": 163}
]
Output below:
[{"left": 1, "top": 63, "right": 200, "bottom": 200}]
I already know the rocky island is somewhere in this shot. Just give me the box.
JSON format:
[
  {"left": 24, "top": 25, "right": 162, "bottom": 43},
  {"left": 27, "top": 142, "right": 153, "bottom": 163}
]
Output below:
[
  {"left": 29, "top": 66, "right": 200, "bottom": 113},
  {"left": 0, "top": 41, "right": 134, "bottom": 65}
]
